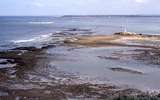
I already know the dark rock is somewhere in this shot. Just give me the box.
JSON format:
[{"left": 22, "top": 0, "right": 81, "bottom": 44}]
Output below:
[
  {"left": 133, "top": 49, "right": 160, "bottom": 65},
  {"left": 0, "top": 48, "right": 41, "bottom": 79},
  {"left": 110, "top": 67, "right": 143, "bottom": 75},
  {"left": 0, "top": 62, "right": 8, "bottom": 65},
  {"left": 68, "top": 28, "right": 77, "bottom": 31},
  {"left": 114, "top": 32, "right": 138, "bottom": 36},
  {"left": 0, "top": 59, "right": 15, "bottom": 65},
  {"left": 0, "top": 72, "right": 8, "bottom": 81},
  {"left": 6, "top": 59, "right": 15, "bottom": 64},
  {"left": 12, "top": 47, "right": 40, "bottom": 51},
  {"left": 41, "top": 45, "right": 56, "bottom": 49},
  {"left": 97, "top": 56, "right": 120, "bottom": 60},
  {"left": 0, "top": 51, "right": 21, "bottom": 59},
  {"left": 66, "top": 28, "right": 90, "bottom": 32}
]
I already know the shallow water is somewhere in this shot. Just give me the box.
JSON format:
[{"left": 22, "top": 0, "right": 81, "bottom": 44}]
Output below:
[{"left": 46, "top": 46, "right": 160, "bottom": 92}]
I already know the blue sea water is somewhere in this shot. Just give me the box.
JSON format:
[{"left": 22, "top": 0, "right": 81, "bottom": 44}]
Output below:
[{"left": 1, "top": 16, "right": 160, "bottom": 50}]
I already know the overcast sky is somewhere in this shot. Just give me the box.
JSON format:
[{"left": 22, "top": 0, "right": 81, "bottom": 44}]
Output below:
[{"left": 0, "top": 0, "right": 159, "bottom": 16}]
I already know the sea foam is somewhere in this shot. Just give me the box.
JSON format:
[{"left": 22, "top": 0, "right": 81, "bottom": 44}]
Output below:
[
  {"left": 12, "top": 33, "right": 53, "bottom": 43},
  {"left": 28, "top": 21, "right": 54, "bottom": 25}
]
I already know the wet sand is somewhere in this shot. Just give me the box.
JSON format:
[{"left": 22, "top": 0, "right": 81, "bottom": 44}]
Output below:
[{"left": 0, "top": 32, "right": 160, "bottom": 99}]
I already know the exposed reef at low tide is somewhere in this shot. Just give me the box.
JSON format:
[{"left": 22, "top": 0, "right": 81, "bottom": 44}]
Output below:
[{"left": 1, "top": 32, "right": 160, "bottom": 99}]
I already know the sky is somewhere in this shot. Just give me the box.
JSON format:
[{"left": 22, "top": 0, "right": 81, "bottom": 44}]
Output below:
[{"left": 0, "top": 0, "right": 159, "bottom": 16}]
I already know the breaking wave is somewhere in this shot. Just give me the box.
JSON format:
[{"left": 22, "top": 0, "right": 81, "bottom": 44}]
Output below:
[
  {"left": 28, "top": 21, "right": 54, "bottom": 25},
  {"left": 10, "top": 28, "right": 92, "bottom": 49},
  {"left": 11, "top": 33, "right": 62, "bottom": 48}
]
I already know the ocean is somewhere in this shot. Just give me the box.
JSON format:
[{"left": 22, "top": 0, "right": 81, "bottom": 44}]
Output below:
[{"left": 1, "top": 16, "right": 160, "bottom": 50}]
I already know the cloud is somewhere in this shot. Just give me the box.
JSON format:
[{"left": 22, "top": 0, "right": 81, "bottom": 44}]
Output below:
[
  {"left": 32, "top": 2, "right": 44, "bottom": 7},
  {"left": 135, "top": 0, "right": 148, "bottom": 3}
]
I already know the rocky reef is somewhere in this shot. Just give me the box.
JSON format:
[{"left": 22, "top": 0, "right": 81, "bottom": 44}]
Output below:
[
  {"left": 0, "top": 47, "right": 41, "bottom": 80},
  {"left": 0, "top": 32, "right": 160, "bottom": 99}
]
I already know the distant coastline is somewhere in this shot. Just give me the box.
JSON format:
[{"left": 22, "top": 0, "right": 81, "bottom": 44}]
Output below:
[
  {"left": 62, "top": 15, "right": 160, "bottom": 17},
  {"left": 1, "top": 15, "right": 160, "bottom": 17}
]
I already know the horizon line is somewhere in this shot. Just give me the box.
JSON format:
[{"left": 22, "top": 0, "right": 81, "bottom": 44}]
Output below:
[{"left": 1, "top": 14, "right": 160, "bottom": 17}]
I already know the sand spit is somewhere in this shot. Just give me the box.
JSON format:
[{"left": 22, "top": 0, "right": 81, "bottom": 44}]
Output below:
[{"left": 64, "top": 32, "right": 160, "bottom": 49}]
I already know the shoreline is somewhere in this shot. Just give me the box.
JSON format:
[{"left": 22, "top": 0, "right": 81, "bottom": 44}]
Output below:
[{"left": 0, "top": 32, "right": 160, "bottom": 99}]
